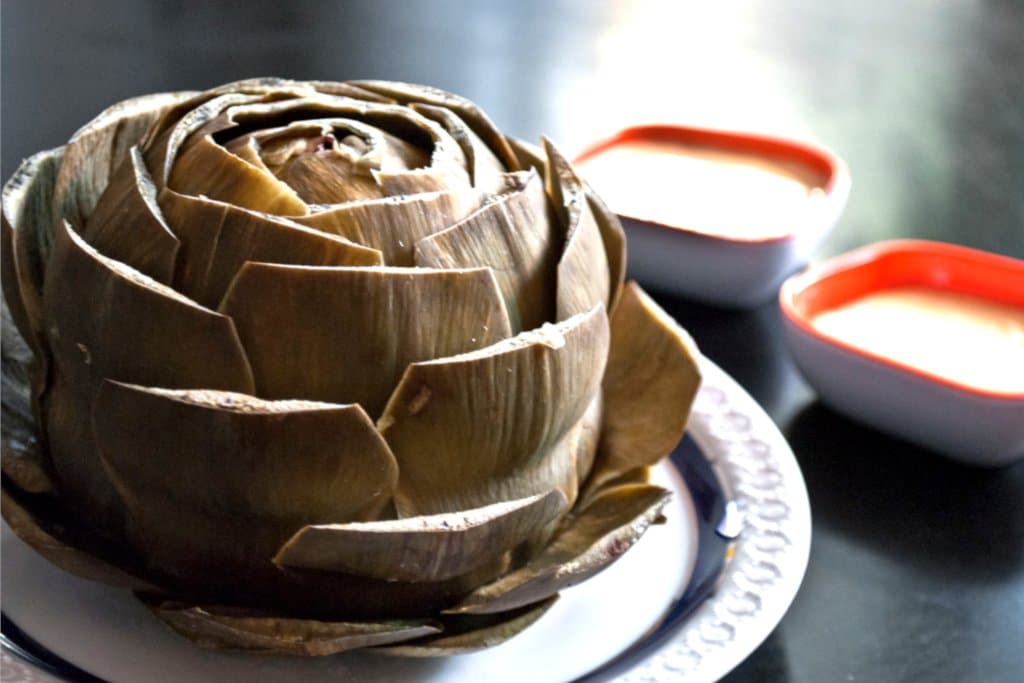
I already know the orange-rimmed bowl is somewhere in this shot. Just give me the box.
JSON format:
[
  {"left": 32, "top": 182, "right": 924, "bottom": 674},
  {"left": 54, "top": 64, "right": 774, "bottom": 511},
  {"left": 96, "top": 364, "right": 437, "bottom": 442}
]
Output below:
[
  {"left": 780, "top": 240, "right": 1024, "bottom": 466},
  {"left": 575, "top": 125, "right": 850, "bottom": 308}
]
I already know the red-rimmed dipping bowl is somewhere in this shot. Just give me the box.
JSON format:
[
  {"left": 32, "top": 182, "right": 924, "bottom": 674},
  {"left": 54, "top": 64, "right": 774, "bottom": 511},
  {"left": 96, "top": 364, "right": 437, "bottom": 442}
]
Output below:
[
  {"left": 575, "top": 125, "right": 850, "bottom": 308},
  {"left": 780, "top": 240, "right": 1024, "bottom": 466}
]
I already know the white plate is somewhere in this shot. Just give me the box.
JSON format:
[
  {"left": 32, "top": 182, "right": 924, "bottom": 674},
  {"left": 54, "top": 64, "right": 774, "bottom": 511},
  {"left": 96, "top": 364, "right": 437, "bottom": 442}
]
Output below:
[{"left": 1, "top": 358, "right": 810, "bottom": 682}]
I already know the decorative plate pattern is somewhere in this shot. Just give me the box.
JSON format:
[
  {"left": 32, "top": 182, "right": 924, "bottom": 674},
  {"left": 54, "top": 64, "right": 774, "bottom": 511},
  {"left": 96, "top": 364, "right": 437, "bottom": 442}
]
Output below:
[{"left": 613, "top": 358, "right": 812, "bottom": 682}]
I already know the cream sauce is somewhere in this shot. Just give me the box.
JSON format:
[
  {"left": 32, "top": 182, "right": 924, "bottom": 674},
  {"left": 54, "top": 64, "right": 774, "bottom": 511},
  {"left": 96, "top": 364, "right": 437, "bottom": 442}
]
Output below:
[
  {"left": 577, "top": 139, "right": 826, "bottom": 240},
  {"left": 812, "top": 287, "right": 1024, "bottom": 393}
]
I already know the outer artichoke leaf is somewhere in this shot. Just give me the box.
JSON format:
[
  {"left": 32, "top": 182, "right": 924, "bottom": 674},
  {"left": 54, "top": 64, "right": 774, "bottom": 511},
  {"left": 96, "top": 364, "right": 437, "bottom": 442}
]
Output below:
[
  {"left": 297, "top": 188, "right": 484, "bottom": 266},
  {"left": 351, "top": 80, "right": 522, "bottom": 173},
  {"left": 51, "top": 91, "right": 194, "bottom": 230},
  {"left": 220, "top": 263, "right": 512, "bottom": 417},
  {"left": 2, "top": 146, "right": 65, "bottom": 353},
  {"left": 1, "top": 334, "right": 51, "bottom": 495},
  {"left": 1, "top": 295, "right": 52, "bottom": 493},
  {"left": 414, "top": 169, "right": 557, "bottom": 332},
  {"left": 448, "top": 484, "right": 671, "bottom": 615},
  {"left": 158, "top": 189, "right": 382, "bottom": 308},
  {"left": 1, "top": 448, "right": 52, "bottom": 495},
  {"left": 378, "top": 305, "right": 609, "bottom": 517},
  {"left": 504, "top": 394, "right": 604, "bottom": 564},
  {"left": 542, "top": 138, "right": 611, "bottom": 321},
  {"left": 1, "top": 487, "right": 153, "bottom": 591},
  {"left": 585, "top": 189, "right": 628, "bottom": 313},
  {"left": 376, "top": 597, "right": 557, "bottom": 657},
  {"left": 81, "top": 146, "right": 179, "bottom": 284},
  {"left": 410, "top": 102, "right": 508, "bottom": 193},
  {"left": 588, "top": 282, "right": 701, "bottom": 491},
  {"left": 93, "top": 381, "right": 399, "bottom": 579},
  {"left": 579, "top": 467, "right": 653, "bottom": 509},
  {"left": 144, "top": 599, "right": 440, "bottom": 656},
  {"left": 41, "top": 221, "right": 255, "bottom": 528},
  {"left": 169, "top": 134, "right": 308, "bottom": 216},
  {"left": 571, "top": 392, "right": 604, "bottom": 496},
  {"left": 274, "top": 489, "right": 566, "bottom": 583}
]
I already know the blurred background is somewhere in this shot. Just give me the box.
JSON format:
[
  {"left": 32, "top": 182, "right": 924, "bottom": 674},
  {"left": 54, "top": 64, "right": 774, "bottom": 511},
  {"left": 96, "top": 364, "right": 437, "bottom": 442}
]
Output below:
[
  {"left": 3, "top": 0, "right": 1023, "bottom": 260},
  {"left": 3, "top": 1, "right": 1023, "bottom": 682}
]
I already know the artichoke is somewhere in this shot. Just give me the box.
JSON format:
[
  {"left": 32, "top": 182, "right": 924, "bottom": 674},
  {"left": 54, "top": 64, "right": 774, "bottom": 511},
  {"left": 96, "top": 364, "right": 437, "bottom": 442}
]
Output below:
[{"left": 1, "top": 78, "right": 701, "bottom": 655}]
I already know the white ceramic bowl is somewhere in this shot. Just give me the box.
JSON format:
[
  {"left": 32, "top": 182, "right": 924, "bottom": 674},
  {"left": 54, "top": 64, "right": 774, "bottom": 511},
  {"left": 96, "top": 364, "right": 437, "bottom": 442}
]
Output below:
[
  {"left": 576, "top": 125, "right": 850, "bottom": 308},
  {"left": 780, "top": 240, "right": 1024, "bottom": 467}
]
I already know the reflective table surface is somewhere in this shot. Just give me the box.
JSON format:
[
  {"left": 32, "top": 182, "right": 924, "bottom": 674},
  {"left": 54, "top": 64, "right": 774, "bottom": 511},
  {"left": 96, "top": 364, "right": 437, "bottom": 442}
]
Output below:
[{"left": 3, "top": 1, "right": 1023, "bottom": 681}]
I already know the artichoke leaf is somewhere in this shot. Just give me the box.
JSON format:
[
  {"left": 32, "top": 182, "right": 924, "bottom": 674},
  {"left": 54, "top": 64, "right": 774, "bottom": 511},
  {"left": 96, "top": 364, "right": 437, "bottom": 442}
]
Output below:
[
  {"left": 364, "top": 114, "right": 471, "bottom": 198},
  {"left": 139, "top": 79, "right": 316, "bottom": 149},
  {"left": 1, "top": 292, "right": 51, "bottom": 493},
  {"left": 220, "top": 263, "right": 512, "bottom": 417},
  {"left": 297, "top": 187, "right": 484, "bottom": 266},
  {"left": 378, "top": 305, "right": 609, "bottom": 517},
  {"left": 209, "top": 97, "right": 472, "bottom": 200},
  {"left": 1, "top": 447, "right": 52, "bottom": 496},
  {"left": 81, "top": 146, "right": 179, "bottom": 284},
  {"left": 147, "top": 92, "right": 266, "bottom": 186},
  {"left": 2, "top": 146, "right": 65, "bottom": 353},
  {"left": 448, "top": 484, "right": 671, "bottom": 615},
  {"left": 41, "top": 221, "right": 255, "bottom": 528},
  {"left": 223, "top": 135, "right": 273, "bottom": 173},
  {"left": 410, "top": 102, "right": 509, "bottom": 193},
  {"left": 169, "top": 133, "right": 308, "bottom": 216},
  {"left": 92, "top": 381, "right": 399, "bottom": 580},
  {"left": 580, "top": 467, "right": 653, "bottom": 508},
  {"left": 144, "top": 599, "right": 440, "bottom": 656},
  {"left": 587, "top": 282, "right": 701, "bottom": 492},
  {"left": 377, "top": 597, "right": 557, "bottom": 657},
  {"left": 352, "top": 80, "right": 522, "bottom": 173},
  {"left": 1, "top": 487, "right": 153, "bottom": 591},
  {"left": 309, "top": 80, "right": 396, "bottom": 103},
  {"left": 51, "top": 91, "right": 195, "bottom": 229},
  {"left": 507, "top": 136, "right": 545, "bottom": 175},
  {"left": 542, "top": 138, "right": 611, "bottom": 321},
  {"left": 414, "top": 169, "right": 557, "bottom": 332},
  {"left": 504, "top": 393, "right": 604, "bottom": 564},
  {"left": 157, "top": 189, "right": 382, "bottom": 308},
  {"left": 274, "top": 489, "right": 566, "bottom": 583},
  {"left": 229, "top": 117, "right": 426, "bottom": 205},
  {"left": 571, "top": 392, "right": 604, "bottom": 494},
  {"left": 584, "top": 189, "right": 628, "bottom": 313},
  {"left": 1, "top": 328, "right": 51, "bottom": 494}
]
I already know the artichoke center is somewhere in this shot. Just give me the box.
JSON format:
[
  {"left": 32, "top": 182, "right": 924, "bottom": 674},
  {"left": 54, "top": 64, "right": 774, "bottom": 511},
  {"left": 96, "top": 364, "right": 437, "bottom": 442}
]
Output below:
[{"left": 224, "top": 122, "right": 432, "bottom": 205}]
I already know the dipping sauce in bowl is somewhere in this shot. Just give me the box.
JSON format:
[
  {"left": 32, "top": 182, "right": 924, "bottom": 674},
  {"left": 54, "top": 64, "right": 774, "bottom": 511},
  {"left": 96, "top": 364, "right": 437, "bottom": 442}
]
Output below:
[
  {"left": 780, "top": 240, "right": 1024, "bottom": 466},
  {"left": 575, "top": 125, "right": 849, "bottom": 308},
  {"left": 576, "top": 139, "right": 827, "bottom": 241},
  {"left": 811, "top": 287, "right": 1024, "bottom": 395}
]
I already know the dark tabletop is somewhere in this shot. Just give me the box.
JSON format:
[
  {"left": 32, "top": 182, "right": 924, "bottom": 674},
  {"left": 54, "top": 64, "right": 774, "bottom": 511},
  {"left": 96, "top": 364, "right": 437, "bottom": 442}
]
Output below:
[{"left": 3, "top": 1, "right": 1023, "bottom": 681}]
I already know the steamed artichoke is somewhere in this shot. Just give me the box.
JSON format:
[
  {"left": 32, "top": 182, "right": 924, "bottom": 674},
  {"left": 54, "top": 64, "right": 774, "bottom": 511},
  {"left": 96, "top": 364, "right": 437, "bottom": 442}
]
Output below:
[{"left": 1, "top": 78, "right": 701, "bottom": 655}]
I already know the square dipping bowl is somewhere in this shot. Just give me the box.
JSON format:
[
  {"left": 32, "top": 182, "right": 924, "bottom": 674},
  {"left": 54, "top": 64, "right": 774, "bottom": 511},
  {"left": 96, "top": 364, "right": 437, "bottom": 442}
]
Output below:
[
  {"left": 780, "top": 240, "right": 1024, "bottom": 466},
  {"left": 575, "top": 124, "right": 850, "bottom": 308}
]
